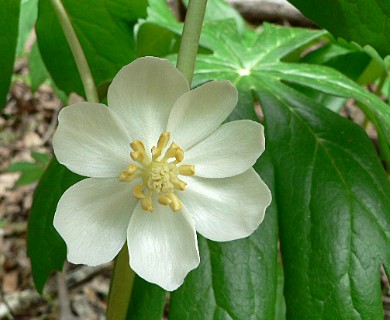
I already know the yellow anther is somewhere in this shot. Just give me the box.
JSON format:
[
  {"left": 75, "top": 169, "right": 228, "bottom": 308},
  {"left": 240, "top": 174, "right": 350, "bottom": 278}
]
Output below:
[
  {"left": 172, "top": 178, "right": 187, "bottom": 191},
  {"left": 152, "top": 132, "right": 171, "bottom": 160},
  {"left": 151, "top": 146, "right": 162, "bottom": 160},
  {"left": 162, "top": 143, "right": 180, "bottom": 161},
  {"left": 120, "top": 170, "right": 136, "bottom": 182},
  {"left": 178, "top": 165, "right": 195, "bottom": 176},
  {"left": 133, "top": 184, "right": 144, "bottom": 199},
  {"left": 130, "top": 140, "right": 146, "bottom": 153},
  {"left": 174, "top": 148, "right": 184, "bottom": 163},
  {"left": 158, "top": 195, "right": 172, "bottom": 206},
  {"left": 141, "top": 192, "right": 153, "bottom": 212},
  {"left": 168, "top": 193, "right": 182, "bottom": 212},
  {"left": 157, "top": 132, "right": 170, "bottom": 150},
  {"left": 127, "top": 164, "right": 137, "bottom": 174},
  {"left": 119, "top": 171, "right": 128, "bottom": 181},
  {"left": 131, "top": 151, "right": 144, "bottom": 163}
]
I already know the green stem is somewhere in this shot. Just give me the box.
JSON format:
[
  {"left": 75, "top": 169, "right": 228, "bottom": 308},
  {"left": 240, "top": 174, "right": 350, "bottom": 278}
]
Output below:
[
  {"left": 176, "top": 0, "right": 208, "bottom": 85},
  {"left": 50, "top": 0, "right": 99, "bottom": 103},
  {"left": 374, "top": 72, "right": 387, "bottom": 96},
  {"left": 106, "top": 245, "right": 135, "bottom": 320}
]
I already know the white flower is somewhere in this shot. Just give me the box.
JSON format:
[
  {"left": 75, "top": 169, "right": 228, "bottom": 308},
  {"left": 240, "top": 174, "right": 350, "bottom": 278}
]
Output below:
[{"left": 52, "top": 57, "right": 271, "bottom": 291}]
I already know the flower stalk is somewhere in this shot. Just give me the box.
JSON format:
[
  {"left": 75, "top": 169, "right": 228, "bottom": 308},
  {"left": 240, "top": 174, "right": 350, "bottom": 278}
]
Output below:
[
  {"left": 106, "top": 245, "right": 135, "bottom": 320},
  {"left": 176, "top": 0, "right": 208, "bottom": 85},
  {"left": 49, "top": 0, "right": 99, "bottom": 103}
]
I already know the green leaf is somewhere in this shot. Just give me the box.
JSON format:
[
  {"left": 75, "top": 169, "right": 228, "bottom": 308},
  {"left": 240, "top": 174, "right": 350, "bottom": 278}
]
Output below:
[
  {"left": 29, "top": 42, "right": 50, "bottom": 92},
  {"left": 16, "top": 0, "right": 38, "bottom": 57},
  {"left": 136, "top": 22, "right": 179, "bottom": 57},
  {"left": 189, "top": 22, "right": 390, "bottom": 165},
  {"left": 259, "top": 80, "right": 390, "bottom": 319},
  {"left": 260, "top": 62, "right": 390, "bottom": 147},
  {"left": 191, "top": 23, "right": 326, "bottom": 117},
  {"left": 27, "top": 158, "right": 83, "bottom": 292},
  {"left": 36, "top": 0, "right": 147, "bottom": 96},
  {"left": 31, "top": 151, "right": 51, "bottom": 165},
  {"left": 126, "top": 277, "right": 166, "bottom": 320},
  {"left": 183, "top": 0, "right": 246, "bottom": 31},
  {"left": 0, "top": 0, "right": 20, "bottom": 110},
  {"left": 287, "top": 0, "right": 390, "bottom": 57},
  {"left": 168, "top": 153, "right": 279, "bottom": 320},
  {"left": 7, "top": 161, "right": 45, "bottom": 186},
  {"left": 300, "top": 40, "right": 384, "bottom": 85}
]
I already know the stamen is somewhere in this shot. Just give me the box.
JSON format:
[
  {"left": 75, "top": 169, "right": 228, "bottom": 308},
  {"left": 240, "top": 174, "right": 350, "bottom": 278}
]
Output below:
[
  {"left": 157, "top": 132, "right": 170, "bottom": 150},
  {"left": 130, "top": 140, "right": 146, "bottom": 153},
  {"left": 151, "top": 146, "right": 161, "bottom": 160},
  {"left": 152, "top": 132, "right": 171, "bottom": 160},
  {"left": 172, "top": 178, "right": 187, "bottom": 191},
  {"left": 168, "top": 193, "right": 182, "bottom": 212},
  {"left": 158, "top": 195, "right": 172, "bottom": 206},
  {"left": 119, "top": 170, "right": 138, "bottom": 182},
  {"left": 127, "top": 164, "right": 137, "bottom": 174},
  {"left": 178, "top": 165, "right": 195, "bottom": 176},
  {"left": 133, "top": 184, "right": 144, "bottom": 199},
  {"left": 162, "top": 143, "right": 180, "bottom": 162},
  {"left": 141, "top": 192, "right": 153, "bottom": 211},
  {"left": 130, "top": 150, "right": 144, "bottom": 164},
  {"left": 174, "top": 149, "right": 184, "bottom": 163}
]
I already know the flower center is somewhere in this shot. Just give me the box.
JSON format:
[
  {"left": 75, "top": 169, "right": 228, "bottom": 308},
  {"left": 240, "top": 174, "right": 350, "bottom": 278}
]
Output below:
[{"left": 119, "top": 132, "right": 195, "bottom": 213}]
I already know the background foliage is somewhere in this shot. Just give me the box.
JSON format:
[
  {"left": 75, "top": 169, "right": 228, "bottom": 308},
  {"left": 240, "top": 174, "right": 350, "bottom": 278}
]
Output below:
[{"left": 2, "top": 0, "right": 389, "bottom": 319}]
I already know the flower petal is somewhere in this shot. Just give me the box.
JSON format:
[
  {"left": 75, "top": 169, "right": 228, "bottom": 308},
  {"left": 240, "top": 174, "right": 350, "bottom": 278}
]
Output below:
[
  {"left": 184, "top": 120, "right": 265, "bottom": 178},
  {"left": 127, "top": 203, "right": 199, "bottom": 291},
  {"left": 54, "top": 178, "right": 137, "bottom": 266},
  {"left": 107, "top": 57, "right": 189, "bottom": 151},
  {"left": 53, "top": 102, "right": 131, "bottom": 178},
  {"left": 167, "top": 80, "right": 238, "bottom": 150},
  {"left": 181, "top": 169, "right": 271, "bottom": 242}
]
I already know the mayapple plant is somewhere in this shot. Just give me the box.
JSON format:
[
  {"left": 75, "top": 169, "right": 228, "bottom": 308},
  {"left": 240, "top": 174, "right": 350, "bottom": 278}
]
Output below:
[{"left": 2, "top": 0, "right": 389, "bottom": 318}]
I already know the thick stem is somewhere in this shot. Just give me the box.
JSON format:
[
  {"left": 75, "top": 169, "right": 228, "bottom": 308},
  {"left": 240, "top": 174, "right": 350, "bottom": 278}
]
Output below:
[
  {"left": 106, "top": 245, "right": 135, "bottom": 320},
  {"left": 176, "top": 0, "right": 208, "bottom": 85},
  {"left": 49, "top": 0, "right": 99, "bottom": 103}
]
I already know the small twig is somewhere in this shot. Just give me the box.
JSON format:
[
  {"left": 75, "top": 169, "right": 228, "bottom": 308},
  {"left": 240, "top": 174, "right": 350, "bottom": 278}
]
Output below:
[
  {"left": 41, "top": 105, "right": 60, "bottom": 145},
  {"left": 56, "top": 263, "right": 73, "bottom": 320}
]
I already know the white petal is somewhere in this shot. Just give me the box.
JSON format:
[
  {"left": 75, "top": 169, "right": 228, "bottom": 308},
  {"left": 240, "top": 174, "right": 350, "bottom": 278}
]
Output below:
[
  {"left": 107, "top": 57, "right": 189, "bottom": 151},
  {"left": 53, "top": 102, "right": 131, "bottom": 178},
  {"left": 181, "top": 169, "right": 271, "bottom": 242},
  {"left": 127, "top": 203, "right": 200, "bottom": 291},
  {"left": 54, "top": 178, "right": 137, "bottom": 266},
  {"left": 184, "top": 120, "right": 265, "bottom": 178},
  {"left": 167, "top": 81, "right": 238, "bottom": 150}
]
